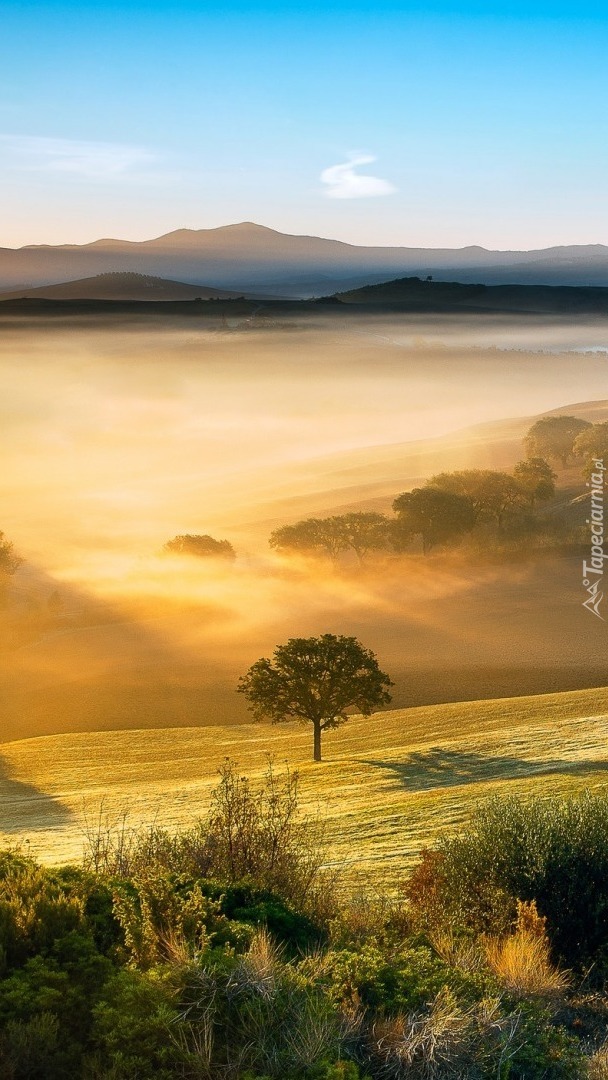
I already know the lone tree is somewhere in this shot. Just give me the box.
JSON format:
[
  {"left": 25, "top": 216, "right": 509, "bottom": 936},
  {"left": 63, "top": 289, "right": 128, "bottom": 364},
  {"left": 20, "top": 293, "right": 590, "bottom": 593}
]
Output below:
[
  {"left": 238, "top": 634, "right": 393, "bottom": 762},
  {"left": 524, "top": 415, "right": 591, "bottom": 468},
  {"left": 163, "top": 534, "right": 236, "bottom": 560}
]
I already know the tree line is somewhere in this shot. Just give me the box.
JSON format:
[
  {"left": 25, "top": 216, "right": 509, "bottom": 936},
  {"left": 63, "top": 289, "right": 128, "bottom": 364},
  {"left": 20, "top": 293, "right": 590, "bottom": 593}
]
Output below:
[
  {"left": 2, "top": 414, "right": 604, "bottom": 590},
  {"left": 269, "top": 414, "right": 607, "bottom": 558}
]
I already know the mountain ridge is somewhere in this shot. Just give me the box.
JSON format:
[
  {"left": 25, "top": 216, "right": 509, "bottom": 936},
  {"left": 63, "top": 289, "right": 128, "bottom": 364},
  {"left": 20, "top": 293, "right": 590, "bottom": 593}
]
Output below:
[{"left": 3, "top": 222, "right": 608, "bottom": 296}]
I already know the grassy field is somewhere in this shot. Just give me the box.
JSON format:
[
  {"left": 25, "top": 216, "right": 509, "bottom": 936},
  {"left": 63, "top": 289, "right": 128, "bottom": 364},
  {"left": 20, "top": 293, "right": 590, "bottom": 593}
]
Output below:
[{"left": 2, "top": 683, "right": 608, "bottom": 890}]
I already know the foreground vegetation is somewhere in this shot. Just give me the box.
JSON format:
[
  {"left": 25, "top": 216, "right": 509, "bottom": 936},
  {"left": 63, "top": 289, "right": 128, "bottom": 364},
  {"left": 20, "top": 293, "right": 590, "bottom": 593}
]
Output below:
[{"left": 3, "top": 763, "right": 608, "bottom": 1078}]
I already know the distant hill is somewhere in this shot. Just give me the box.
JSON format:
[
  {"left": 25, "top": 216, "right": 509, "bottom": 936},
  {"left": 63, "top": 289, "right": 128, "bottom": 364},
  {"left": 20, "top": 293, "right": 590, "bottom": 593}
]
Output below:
[
  {"left": 0, "top": 272, "right": 265, "bottom": 302},
  {"left": 4, "top": 275, "right": 608, "bottom": 318},
  {"left": 2, "top": 222, "right": 608, "bottom": 296},
  {"left": 334, "top": 275, "right": 608, "bottom": 314}
]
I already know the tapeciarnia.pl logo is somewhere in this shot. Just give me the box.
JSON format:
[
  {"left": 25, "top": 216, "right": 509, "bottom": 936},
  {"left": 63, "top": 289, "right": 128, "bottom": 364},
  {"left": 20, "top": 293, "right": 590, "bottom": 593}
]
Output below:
[{"left": 582, "top": 458, "right": 606, "bottom": 619}]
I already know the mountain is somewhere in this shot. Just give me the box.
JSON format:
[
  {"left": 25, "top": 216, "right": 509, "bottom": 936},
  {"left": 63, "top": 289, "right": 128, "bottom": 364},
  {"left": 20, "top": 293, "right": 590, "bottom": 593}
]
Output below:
[
  {"left": 0, "top": 272, "right": 264, "bottom": 302},
  {"left": 2, "top": 223, "right": 608, "bottom": 296}
]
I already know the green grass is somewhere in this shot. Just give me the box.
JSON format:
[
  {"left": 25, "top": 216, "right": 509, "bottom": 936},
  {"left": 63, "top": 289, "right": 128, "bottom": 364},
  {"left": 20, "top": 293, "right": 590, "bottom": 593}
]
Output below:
[{"left": 2, "top": 683, "right": 608, "bottom": 889}]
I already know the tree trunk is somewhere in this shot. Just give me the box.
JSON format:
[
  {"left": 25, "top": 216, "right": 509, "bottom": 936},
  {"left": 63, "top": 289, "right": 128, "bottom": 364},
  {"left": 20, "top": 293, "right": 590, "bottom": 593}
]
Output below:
[{"left": 313, "top": 721, "right": 322, "bottom": 762}]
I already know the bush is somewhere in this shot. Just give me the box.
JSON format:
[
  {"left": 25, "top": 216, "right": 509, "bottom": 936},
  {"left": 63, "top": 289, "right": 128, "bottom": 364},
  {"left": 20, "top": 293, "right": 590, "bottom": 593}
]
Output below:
[
  {"left": 162, "top": 534, "right": 236, "bottom": 559},
  {"left": 111, "top": 872, "right": 239, "bottom": 968},
  {"left": 84, "top": 759, "right": 332, "bottom": 923},
  {"left": 196, "top": 880, "right": 324, "bottom": 953},
  {"left": 314, "top": 938, "right": 497, "bottom": 1020},
  {"left": 176, "top": 930, "right": 356, "bottom": 1079},
  {"left": 0, "top": 935, "right": 111, "bottom": 1036},
  {"left": 0, "top": 1012, "right": 64, "bottom": 1080},
  {"left": 319, "top": 942, "right": 451, "bottom": 1015},
  {"left": 91, "top": 967, "right": 183, "bottom": 1079},
  {"left": 406, "top": 792, "right": 608, "bottom": 975},
  {"left": 0, "top": 852, "right": 85, "bottom": 971}
]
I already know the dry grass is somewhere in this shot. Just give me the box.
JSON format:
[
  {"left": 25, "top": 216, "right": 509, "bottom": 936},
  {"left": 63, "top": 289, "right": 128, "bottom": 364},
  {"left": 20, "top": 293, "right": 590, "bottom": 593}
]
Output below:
[
  {"left": 368, "top": 988, "right": 520, "bottom": 1079},
  {"left": 484, "top": 900, "right": 570, "bottom": 999},
  {"left": 589, "top": 1044, "right": 608, "bottom": 1079}
]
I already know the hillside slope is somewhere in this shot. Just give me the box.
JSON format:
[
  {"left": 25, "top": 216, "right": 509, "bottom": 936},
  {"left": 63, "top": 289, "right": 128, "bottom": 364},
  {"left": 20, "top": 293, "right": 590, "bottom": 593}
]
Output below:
[
  {"left": 2, "top": 398, "right": 607, "bottom": 745},
  {"left": 0, "top": 272, "right": 255, "bottom": 302},
  {"left": 335, "top": 276, "right": 608, "bottom": 314},
  {"left": 2, "top": 685, "right": 608, "bottom": 885}
]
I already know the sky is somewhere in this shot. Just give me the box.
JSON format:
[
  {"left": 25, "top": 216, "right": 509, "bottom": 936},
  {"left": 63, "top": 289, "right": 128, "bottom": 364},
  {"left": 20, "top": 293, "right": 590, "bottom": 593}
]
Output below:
[{"left": 1, "top": 0, "right": 607, "bottom": 249}]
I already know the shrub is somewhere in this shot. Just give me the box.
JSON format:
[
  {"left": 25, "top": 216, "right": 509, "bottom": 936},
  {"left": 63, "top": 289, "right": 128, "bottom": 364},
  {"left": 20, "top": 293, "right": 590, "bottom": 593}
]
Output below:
[
  {"left": 507, "top": 1005, "right": 586, "bottom": 1080},
  {"left": 176, "top": 929, "right": 357, "bottom": 1079},
  {"left": 0, "top": 853, "right": 85, "bottom": 971},
  {"left": 162, "top": 534, "right": 236, "bottom": 559},
  {"left": 83, "top": 759, "right": 332, "bottom": 923},
  {"left": 314, "top": 939, "right": 496, "bottom": 1020},
  {"left": 91, "top": 967, "right": 183, "bottom": 1080},
  {"left": 364, "top": 990, "right": 584, "bottom": 1080},
  {"left": 198, "top": 880, "right": 324, "bottom": 953},
  {"left": 319, "top": 942, "right": 450, "bottom": 1015},
  {"left": 406, "top": 792, "right": 608, "bottom": 974},
  {"left": 0, "top": 1011, "right": 64, "bottom": 1080},
  {"left": 0, "top": 934, "right": 111, "bottom": 1037},
  {"left": 49, "top": 867, "right": 124, "bottom": 958}
]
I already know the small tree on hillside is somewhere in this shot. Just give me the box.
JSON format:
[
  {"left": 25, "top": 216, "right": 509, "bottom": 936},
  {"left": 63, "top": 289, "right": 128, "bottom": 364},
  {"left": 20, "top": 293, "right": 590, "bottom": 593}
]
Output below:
[
  {"left": 524, "top": 416, "right": 591, "bottom": 468},
  {"left": 573, "top": 422, "right": 608, "bottom": 479},
  {"left": 238, "top": 634, "right": 393, "bottom": 762},
  {"left": 163, "top": 534, "right": 236, "bottom": 560},
  {"left": 392, "top": 487, "right": 476, "bottom": 553},
  {"left": 428, "top": 469, "right": 528, "bottom": 530},
  {"left": 0, "top": 532, "right": 23, "bottom": 578},
  {"left": 269, "top": 513, "right": 391, "bottom": 563},
  {"left": 513, "top": 458, "right": 557, "bottom": 507},
  {"left": 333, "top": 512, "right": 392, "bottom": 562},
  {"left": 269, "top": 518, "right": 349, "bottom": 561}
]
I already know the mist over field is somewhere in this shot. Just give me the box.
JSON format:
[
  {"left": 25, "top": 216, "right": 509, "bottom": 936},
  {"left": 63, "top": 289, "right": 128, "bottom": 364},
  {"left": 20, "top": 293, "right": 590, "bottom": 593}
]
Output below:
[{"left": 2, "top": 310, "right": 608, "bottom": 742}]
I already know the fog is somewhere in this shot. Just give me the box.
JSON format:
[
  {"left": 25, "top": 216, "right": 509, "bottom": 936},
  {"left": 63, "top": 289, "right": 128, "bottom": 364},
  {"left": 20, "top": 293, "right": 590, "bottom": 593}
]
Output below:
[{"left": 2, "top": 311, "right": 608, "bottom": 741}]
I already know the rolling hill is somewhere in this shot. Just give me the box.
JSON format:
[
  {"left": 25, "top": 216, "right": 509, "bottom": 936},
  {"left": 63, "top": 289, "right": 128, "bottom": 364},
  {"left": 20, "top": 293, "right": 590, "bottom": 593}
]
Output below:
[
  {"left": 2, "top": 685, "right": 608, "bottom": 887},
  {"left": 2, "top": 397, "right": 607, "bottom": 746},
  {"left": 0, "top": 272, "right": 265, "bottom": 302},
  {"left": 334, "top": 276, "right": 608, "bottom": 314}
]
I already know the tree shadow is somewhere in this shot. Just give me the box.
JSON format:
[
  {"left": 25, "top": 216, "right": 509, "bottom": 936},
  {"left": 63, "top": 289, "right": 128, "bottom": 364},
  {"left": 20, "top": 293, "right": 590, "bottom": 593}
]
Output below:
[
  {"left": 360, "top": 747, "right": 608, "bottom": 792},
  {"left": 0, "top": 754, "right": 73, "bottom": 833}
]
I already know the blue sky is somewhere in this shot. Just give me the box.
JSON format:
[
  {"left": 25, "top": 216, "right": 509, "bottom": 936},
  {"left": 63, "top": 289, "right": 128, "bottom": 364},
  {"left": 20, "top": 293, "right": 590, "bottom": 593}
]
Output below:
[{"left": 1, "top": 1, "right": 607, "bottom": 248}]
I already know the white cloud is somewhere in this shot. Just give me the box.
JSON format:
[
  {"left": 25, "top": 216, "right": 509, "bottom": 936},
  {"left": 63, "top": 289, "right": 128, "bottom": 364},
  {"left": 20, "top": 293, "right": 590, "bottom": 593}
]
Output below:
[
  {"left": 0, "top": 135, "right": 157, "bottom": 181},
  {"left": 320, "top": 154, "right": 396, "bottom": 199}
]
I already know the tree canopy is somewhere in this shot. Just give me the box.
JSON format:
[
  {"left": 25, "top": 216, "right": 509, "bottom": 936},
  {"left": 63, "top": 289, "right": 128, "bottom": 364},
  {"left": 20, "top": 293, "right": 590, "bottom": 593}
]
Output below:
[
  {"left": 237, "top": 634, "right": 392, "bottom": 761},
  {"left": 573, "top": 422, "right": 608, "bottom": 479},
  {"left": 428, "top": 469, "right": 528, "bottom": 529},
  {"left": 269, "top": 512, "right": 391, "bottom": 562},
  {"left": 392, "top": 486, "right": 476, "bottom": 552},
  {"left": 524, "top": 415, "right": 592, "bottom": 467},
  {"left": 513, "top": 458, "right": 556, "bottom": 506},
  {"left": 163, "top": 534, "right": 236, "bottom": 559}
]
